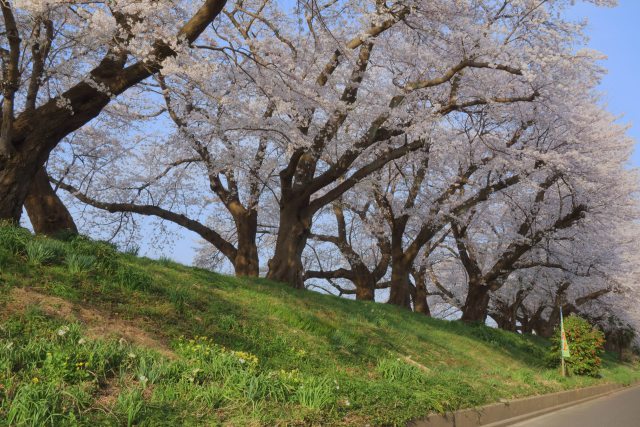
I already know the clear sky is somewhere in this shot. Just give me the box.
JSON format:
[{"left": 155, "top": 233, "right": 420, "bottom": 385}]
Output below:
[
  {"left": 568, "top": 0, "right": 640, "bottom": 166},
  {"left": 149, "top": 1, "right": 640, "bottom": 265}
]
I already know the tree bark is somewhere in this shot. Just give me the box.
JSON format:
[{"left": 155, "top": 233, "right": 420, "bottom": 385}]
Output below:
[
  {"left": 413, "top": 282, "right": 431, "bottom": 316},
  {"left": 412, "top": 268, "right": 431, "bottom": 316},
  {"left": 24, "top": 166, "right": 77, "bottom": 235},
  {"left": 355, "top": 285, "right": 375, "bottom": 301},
  {"left": 0, "top": 154, "right": 34, "bottom": 223},
  {"left": 233, "top": 210, "right": 259, "bottom": 277},
  {"left": 388, "top": 256, "right": 413, "bottom": 308},
  {"left": 460, "top": 284, "right": 491, "bottom": 323},
  {"left": 266, "top": 202, "right": 311, "bottom": 289},
  {"left": 353, "top": 271, "right": 376, "bottom": 301}
]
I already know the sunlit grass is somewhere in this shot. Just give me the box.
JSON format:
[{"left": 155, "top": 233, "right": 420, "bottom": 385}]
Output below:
[{"left": 1, "top": 223, "right": 639, "bottom": 425}]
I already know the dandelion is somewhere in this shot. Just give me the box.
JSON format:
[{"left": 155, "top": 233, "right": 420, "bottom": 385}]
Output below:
[
  {"left": 31, "top": 377, "right": 40, "bottom": 384},
  {"left": 57, "top": 326, "right": 70, "bottom": 336}
]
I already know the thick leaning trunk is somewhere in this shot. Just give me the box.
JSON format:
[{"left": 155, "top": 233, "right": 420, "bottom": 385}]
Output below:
[
  {"left": 24, "top": 167, "right": 77, "bottom": 235},
  {"left": 0, "top": 154, "right": 40, "bottom": 223},
  {"left": 0, "top": 0, "right": 229, "bottom": 223},
  {"left": 232, "top": 210, "right": 259, "bottom": 277},
  {"left": 266, "top": 204, "right": 311, "bottom": 289},
  {"left": 460, "top": 284, "right": 491, "bottom": 323},
  {"left": 0, "top": 84, "right": 113, "bottom": 223}
]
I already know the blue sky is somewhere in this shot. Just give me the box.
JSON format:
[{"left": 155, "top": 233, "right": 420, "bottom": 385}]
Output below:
[
  {"left": 148, "top": 1, "right": 640, "bottom": 265},
  {"left": 568, "top": 0, "right": 640, "bottom": 166}
]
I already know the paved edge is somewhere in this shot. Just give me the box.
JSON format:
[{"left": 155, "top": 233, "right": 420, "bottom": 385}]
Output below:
[{"left": 407, "top": 382, "right": 638, "bottom": 427}]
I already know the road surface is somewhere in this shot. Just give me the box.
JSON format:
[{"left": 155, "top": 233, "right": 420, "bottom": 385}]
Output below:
[{"left": 511, "top": 385, "right": 640, "bottom": 427}]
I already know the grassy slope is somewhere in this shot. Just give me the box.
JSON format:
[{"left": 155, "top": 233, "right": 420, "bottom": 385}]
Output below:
[{"left": 0, "top": 227, "right": 638, "bottom": 426}]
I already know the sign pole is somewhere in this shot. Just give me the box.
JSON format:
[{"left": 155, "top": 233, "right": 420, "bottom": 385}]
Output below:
[{"left": 559, "top": 296, "right": 570, "bottom": 377}]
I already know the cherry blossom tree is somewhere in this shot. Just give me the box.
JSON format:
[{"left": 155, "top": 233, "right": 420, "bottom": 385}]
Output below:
[
  {"left": 0, "top": 0, "right": 228, "bottom": 225},
  {"left": 40, "top": 1, "right": 639, "bottom": 336}
]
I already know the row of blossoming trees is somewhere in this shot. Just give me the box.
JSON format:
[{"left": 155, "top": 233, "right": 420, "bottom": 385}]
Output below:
[{"left": 2, "top": 0, "right": 639, "bottom": 339}]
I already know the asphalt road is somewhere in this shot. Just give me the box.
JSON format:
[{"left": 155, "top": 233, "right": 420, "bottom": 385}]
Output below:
[{"left": 511, "top": 385, "right": 640, "bottom": 427}]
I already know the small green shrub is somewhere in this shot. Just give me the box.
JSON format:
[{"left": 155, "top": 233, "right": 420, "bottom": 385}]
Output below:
[
  {"left": 547, "top": 315, "right": 605, "bottom": 377},
  {"left": 66, "top": 253, "right": 97, "bottom": 274}
]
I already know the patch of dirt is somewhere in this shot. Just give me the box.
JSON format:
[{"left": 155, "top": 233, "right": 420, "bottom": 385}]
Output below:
[
  {"left": 5, "top": 287, "right": 175, "bottom": 358},
  {"left": 402, "top": 355, "right": 431, "bottom": 373},
  {"left": 95, "top": 378, "right": 121, "bottom": 408}
]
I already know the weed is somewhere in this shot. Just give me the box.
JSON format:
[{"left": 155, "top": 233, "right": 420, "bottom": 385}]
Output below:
[
  {"left": 0, "top": 223, "right": 32, "bottom": 255},
  {"left": 116, "top": 388, "right": 145, "bottom": 427},
  {"left": 26, "top": 239, "right": 66, "bottom": 266},
  {"left": 0, "top": 247, "right": 11, "bottom": 268},
  {"left": 66, "top": 253, "right": 97, "bottom": 274},
  {"left": 114, "top": 264, "right": 153, "bottom": 292},
  {"left": 123, "top": 245, "right": 141, "bottom": 256},
  {"left": 294, "top": 376, "right": 335, "bottom": 409}
]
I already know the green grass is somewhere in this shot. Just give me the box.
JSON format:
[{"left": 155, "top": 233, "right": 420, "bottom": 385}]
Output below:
[{"left": 0, "top": 224, "right": 639, "bottom": 426}]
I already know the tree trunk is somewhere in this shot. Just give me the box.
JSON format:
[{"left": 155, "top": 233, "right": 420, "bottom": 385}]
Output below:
[
  {"left": 493, "top": 312, "right": 509, "bottom": 330},
  {"left": 0, "top": 153, "right": 39, "bottom": 223},
  {"left": 412, "top": 269, "right": 431, "bottom": 316},
  {"left": 266, "top": 203, "right": 311, "bottom": 289},
  {"left": 387, "top": 224, "right": 413, "bottom": 309},
  {"left": 536, "top": 307, "right": 561, "bottom": 338},
  {"left": 0, "top": 83, "right": 114, "bottom": 223},
  {"left": 0, "top": 0, "right": 228, "bottom": 223},
  {"left": 232, "top": 210, "right": 259, "bottom": 277},
  {"left": 388, "top": 258, "right": 412, "bottom": 308},
  {"left": 460, "top": 284, "right": 491, "bottom": 323},
  {"left": 24, "top": 166, "right": 77, "bottom": 235},
  {"left": 355, "top": 284, "right": 375, "bottom": 301},
  {"left": 353, "top": 272, "right": 376, "bottom": 301},
  {"left": 492, "top": 303, "right": 520, "bottom": 332},
  {"left": 521, "top": 319, "right": 533, "bottom": 334}
]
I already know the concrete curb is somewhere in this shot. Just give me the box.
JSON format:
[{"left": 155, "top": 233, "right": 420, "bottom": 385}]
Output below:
[{"left": 408, "top": 382, "right": 635, "bottom": 427}]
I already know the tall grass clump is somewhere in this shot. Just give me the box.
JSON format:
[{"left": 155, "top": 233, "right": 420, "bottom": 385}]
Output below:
[
  {"left": 0, "top": 247, "right": 11, "bottom": 268},
  {"left": 114, "top": 264, "right": 153, "bottom": 292},
  {"left": 67, "top": 235, "right": 119, "bottom": 273},
  {"left": 0, "top": 222, "right": 32, "bottom": 255},
  {"left": 25, "top": 239, "right": 66, "bottom": 266},
  {"left": 65, "top": 253, "right": 97, "bottom": 274}
]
